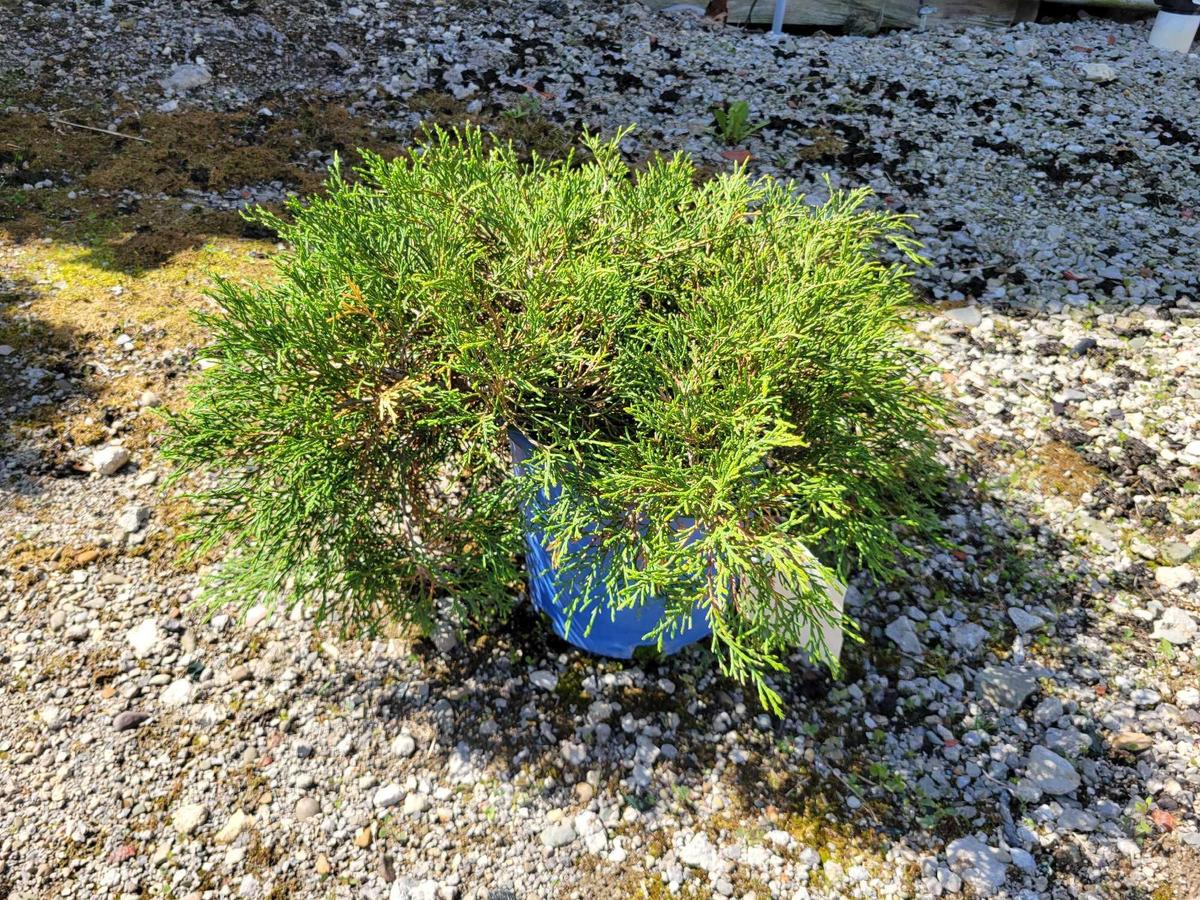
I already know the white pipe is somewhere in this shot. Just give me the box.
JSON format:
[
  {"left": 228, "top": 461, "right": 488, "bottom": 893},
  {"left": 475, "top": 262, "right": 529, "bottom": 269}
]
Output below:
[
  {"left": 1149, "top": 10, "right": 1200, "bottom": 52},
  {"left": 771, "top": 0, "right": 787, "bottom": 33}
]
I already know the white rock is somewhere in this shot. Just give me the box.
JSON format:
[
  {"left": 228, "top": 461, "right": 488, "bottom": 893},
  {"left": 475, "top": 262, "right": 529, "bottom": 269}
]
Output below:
[
  {"left": 126, "top": 619, "right": 161, "bottom": 659},
  {"left": 402, "top": 792, "right": 430, "bottom": 816},
  {"left": 1079, "top": 62, "right": 1117, "bottom": 83},
  {"left": 560, "top": 740, "right": 588, "bottom": 766},
  {"left": 92, "top": 445, "right": 130, "bottom": 476},
  {"left": 373, "top": 784, "right": 404, "bottom": 808},
  {"left": 946, "top": 836, "right": 1008, "bottom": 896},
  {"left": 160, "top": 679, "right": 194, "bottom": 707},
  {"left": 214, "top": 809, "right": 250, "bottom": 844},
  {"left": 116, "top": 504, "right": 150, "bottom": 534},
  {"left": 530, "top": 669, "right": 558, "bottom": 691},
  {"left": 161, "top": 63, "right": 212, "bottom": 92},
  {"left": 944, "top": 305, "right": 982, "bottom": 328},
  {"left": 679, "top": 832, "right": 718, "bottom": 871},
  {"left": 244, "top": 604, "right": 269, "bottom": 628},
  {"left": 1155, "top": 566, "right": 1195, "bottom": 591},
  {"left": 1152, "top": 607, "right": 1197, "bottom": 645},
  {"left": 539, "top": 822, "right": 576, "bottom": 849},
  {"left": 40, "top": 705, "right": 63, "bottom": 728},
  {"left": 172, "top": 803, "right": 209, "bottom": 836},
  {"left": 390, "top": 879, "right": 440, "bottom": 900},
  {"left": 391, "top": 733, "right": 417, "bottom": 757},
  {"left": 574, "top": 809, "right": 606, "bottom": 842},
  {"left": 1176, "top": 686, "right": 1200, "bottom": 708}
]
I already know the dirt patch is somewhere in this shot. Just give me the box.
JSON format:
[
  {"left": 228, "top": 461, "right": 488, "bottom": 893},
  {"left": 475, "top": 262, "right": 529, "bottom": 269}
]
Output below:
[
  {"left": 1030, "top": 441, "right": 1106, "bottom": 503},
  {"left": 0, "top": 539, "right": 112, "bottom": 589},
  {"left": 796, "top": 126, "right": 849, "bottom": 163}
]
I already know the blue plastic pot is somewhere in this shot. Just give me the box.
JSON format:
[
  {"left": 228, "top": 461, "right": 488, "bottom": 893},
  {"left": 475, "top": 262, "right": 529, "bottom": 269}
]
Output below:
[{"left": 507, "top": 428, "right": 713, "bottom": 658}]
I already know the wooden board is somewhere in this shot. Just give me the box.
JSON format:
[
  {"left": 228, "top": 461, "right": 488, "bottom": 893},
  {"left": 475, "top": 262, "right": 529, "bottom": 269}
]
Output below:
[
  {"left": 651, "top": 0, "right": 1025, "bottom": 30},
  {"left": 653, "top": 0, "right": 1158, "bottom": 29}
]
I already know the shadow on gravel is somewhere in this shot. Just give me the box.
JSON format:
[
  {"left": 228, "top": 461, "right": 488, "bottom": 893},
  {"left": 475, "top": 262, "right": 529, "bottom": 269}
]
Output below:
[
  {"left": 330, "top": 455, "right": 1200, "bottom": 896},
  {"left": 0, "top": 281, "right": 98, "bottom": 486}
]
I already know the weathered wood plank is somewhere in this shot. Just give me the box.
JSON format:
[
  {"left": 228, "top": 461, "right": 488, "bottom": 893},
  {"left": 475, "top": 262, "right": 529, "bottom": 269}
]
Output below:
[
  {"left": 650, "top": 0, "right": 1157, "bottom": 31},
  {"left": 1055, "top": 0, "right": 1155, "bottom": 8},
  {"left": 649, "top": 0, "right": 1022, "bottom": 29}
]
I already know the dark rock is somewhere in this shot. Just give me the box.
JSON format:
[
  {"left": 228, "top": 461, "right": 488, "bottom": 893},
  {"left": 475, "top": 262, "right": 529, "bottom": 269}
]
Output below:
[{"left": 1070, "top": 337, "right": 1097, "bottom": 357}]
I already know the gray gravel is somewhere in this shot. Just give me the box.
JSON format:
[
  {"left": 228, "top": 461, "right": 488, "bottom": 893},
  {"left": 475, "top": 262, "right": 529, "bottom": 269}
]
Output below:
[{"left": 3, "top": 2, "right": 1200, "bottom": 899}]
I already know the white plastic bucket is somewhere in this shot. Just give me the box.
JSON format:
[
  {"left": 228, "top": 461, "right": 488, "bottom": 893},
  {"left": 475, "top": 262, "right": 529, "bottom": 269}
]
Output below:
[{"left": 1150, "top": 10, "right": 1200, "bottom": 53}]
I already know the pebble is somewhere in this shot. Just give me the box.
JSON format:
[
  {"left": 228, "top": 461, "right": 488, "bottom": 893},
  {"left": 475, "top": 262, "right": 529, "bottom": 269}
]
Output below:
[
  {"left": 539, "top": 823, "right": 576, "bottom": 849},
  {"left": 172, "top": 803, "right": 209, "bottom": 836},
  {"left": 1025, "top": 746, "right": 1081, "bottom": 795},
  {"left": 1058, "top": 807, "right": 1098, "bottom": 832},
  {"left": 977, "top": 666, "right": 1038, "bottom": 710},
  {"left": 1007, "top": 607, "right": 1045, "bottom": 633},
  {"left": 946, "top": 836, "right": 1008, "bottom": 895},
  {"left": 373, "top": 784, "right": 405, "bottom": 808},
  {"left": 1155, "top": 566, "right": 1196, "bottom": 591},
  {"left": 116, "top": 504, "right": 150, "bottom": 534},
  {"left": 1152, "top": 607, "right": 1197, "bottom": 644},
  {"left": 679, "top": 832, "right": 718, "bottom": 870},
  {"left": 161, "top": 62, "right": 212, "bottom": 92},
  {"left": 1079, "top": 62, "right": 1117, "bottom": 83},
  {"left": 391, "top": 733, "right": 417, "bottom": 757},
  {"left": 950, "top": 622, "right": 988, "bottom": 653},
  {"left": 884, "top": 615, "right": 922, "bottom": 655},
  {"left": 1033, "top": 697, "right": 1063, "bottom": 726},
  {"left": 294, "top": 797, "right": 321, "bottom": 820},
  {"left": 944, "top": 306, "right": 983, "bottom": 328},
  {"left": 214, "top": 809, "right": 251, "bottom": 844},
  {"left": 160, "top": 679, "right": 194, "bottom": 707},
  {"left": 112, "top": 711, "right": 150, "bottom": 732},
  {"left": 91, "top": 445, "right": 130, "bottom": 476}
]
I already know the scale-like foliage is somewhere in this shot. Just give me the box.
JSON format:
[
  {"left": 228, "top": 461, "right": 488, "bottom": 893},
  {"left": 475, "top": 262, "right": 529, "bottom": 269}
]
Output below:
[{"left": 164, "top": 126, "right": 944, "bottom": 712}]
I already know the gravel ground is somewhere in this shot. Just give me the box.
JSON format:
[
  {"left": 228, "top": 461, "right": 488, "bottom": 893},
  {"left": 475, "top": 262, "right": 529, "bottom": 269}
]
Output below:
[{"left": 2, "top": 2, "right": 1200, "bottom": 899}]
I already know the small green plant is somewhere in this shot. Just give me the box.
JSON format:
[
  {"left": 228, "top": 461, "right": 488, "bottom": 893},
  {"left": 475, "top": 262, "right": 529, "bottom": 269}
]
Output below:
[
  {"left": 163, "top": 126, "right": 944, "bottom": 713},
  {"left": 711, "top": 100, "right": 766, "bottom": 145},
  {"left": 1131, "top": 796, "right": 1154, "bottom": 838},
  {"left": 500, "top": 94, "right": 541, "bottom": 120},
  {"left": 866, "top": 762, "right": 906, "bottom": 794}
]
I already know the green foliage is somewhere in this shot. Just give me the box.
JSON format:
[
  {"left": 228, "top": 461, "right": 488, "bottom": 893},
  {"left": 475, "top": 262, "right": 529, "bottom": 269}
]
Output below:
[
  {"left": 711, "top": 100, "right": 766, "bottom": 145},
  {"left": 163, "top": 126, "right": 944, "bottom": 713},
  {"left": 500, "top": 94, "right": 542, "bottom": 121}
]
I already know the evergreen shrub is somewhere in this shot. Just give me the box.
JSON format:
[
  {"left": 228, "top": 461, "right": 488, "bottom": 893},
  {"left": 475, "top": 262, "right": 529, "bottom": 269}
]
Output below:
[{"left": 164, "top": 127, "right": 944, "bottom": 711}]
